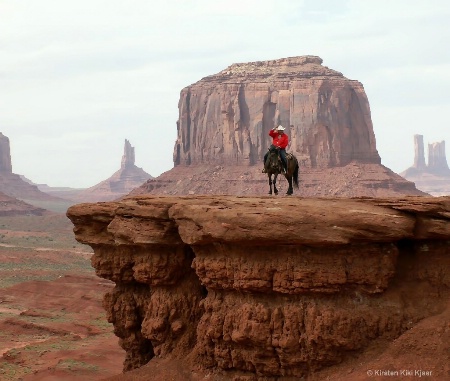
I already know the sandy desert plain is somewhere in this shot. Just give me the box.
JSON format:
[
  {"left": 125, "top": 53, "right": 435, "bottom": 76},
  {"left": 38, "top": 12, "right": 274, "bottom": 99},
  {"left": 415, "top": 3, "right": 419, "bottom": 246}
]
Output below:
[{"left": 0, "top": 206, "right": 124, "bottom": 381}]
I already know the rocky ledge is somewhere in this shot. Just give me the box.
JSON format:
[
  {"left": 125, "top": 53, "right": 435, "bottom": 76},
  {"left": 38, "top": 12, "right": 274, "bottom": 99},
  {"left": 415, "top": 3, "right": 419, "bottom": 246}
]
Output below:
[
  {"left": 202, "top": 55, "right": 343, "bottom": 83},
  {"left": 67, "top": 196, "right": 450, "bottom": 379}
]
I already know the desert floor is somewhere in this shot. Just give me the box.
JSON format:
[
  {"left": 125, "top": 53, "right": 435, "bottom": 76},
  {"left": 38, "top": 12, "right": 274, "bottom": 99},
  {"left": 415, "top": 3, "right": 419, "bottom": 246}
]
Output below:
[{"left": 0, "top": 212, "right": 124, "bottom": 380}]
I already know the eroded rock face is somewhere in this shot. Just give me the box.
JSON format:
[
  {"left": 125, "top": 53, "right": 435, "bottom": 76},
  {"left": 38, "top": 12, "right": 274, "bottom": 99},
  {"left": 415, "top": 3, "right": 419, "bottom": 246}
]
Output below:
[
  {"left": 173, "top": 56, "right": 380, "bottom": 169},
  {"left": 67, "top": 196, "right": 450, "bottom": 379}
]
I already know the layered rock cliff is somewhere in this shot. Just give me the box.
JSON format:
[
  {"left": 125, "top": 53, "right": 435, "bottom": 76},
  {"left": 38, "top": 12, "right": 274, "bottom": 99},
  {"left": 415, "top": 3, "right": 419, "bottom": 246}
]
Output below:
[
  {"left": 67, "top": 195, "right": 450, "bottom": 380},
  {"left": 173, "top": 56, "right": 380, "bottom": 168},
  {"left": 401, "top": 135, "right": 450, "bottom": 196},
  {"left": 134, "top": 56, "right": 424, "bottom": 197},
  {"left": 73, "top": 140, "right": 153, "bottom": 202}
]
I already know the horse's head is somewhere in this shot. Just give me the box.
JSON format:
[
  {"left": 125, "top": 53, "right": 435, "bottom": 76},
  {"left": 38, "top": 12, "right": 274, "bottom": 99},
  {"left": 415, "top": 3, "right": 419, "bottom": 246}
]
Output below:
[{"left": 266, "top": 148, "right": 282, "bottom": 172}]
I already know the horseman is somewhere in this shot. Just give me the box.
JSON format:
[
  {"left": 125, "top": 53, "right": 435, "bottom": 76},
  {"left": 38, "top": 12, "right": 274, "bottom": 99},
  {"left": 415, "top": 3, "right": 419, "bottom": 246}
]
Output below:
[{"left": 263, "top": 125, "right": 288, "bottom": 173}]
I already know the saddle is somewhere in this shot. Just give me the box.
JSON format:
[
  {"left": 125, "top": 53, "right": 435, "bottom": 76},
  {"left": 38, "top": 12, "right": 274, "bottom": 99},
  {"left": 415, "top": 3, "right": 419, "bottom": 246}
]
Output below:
[
  {"left": 265, "top": 147, "right": 289, "bottom": 174},
  {"left": 268, "top": 147, "right": 293, "bottom": 161}
]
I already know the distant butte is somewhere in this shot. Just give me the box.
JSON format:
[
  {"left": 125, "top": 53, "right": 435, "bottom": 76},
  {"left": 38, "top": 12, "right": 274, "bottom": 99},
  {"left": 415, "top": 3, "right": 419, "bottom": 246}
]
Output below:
[
  {"left": 0, "top": 132, "right": 12, "bottom": 173},
  {"left": 0, "top": 190, "right": 46, "bottom": 216},
  {"left": 132, "top": 55, "right": 425, "bottom": 197},
  {"left": 73, "top": 139, "right": 153, "bottom": 202},
  {"left": 401, "top": 134, "right": 450, "bottom": 196},
  {"left": 0, "top": 132, "right": 63, "bottom": 203}
]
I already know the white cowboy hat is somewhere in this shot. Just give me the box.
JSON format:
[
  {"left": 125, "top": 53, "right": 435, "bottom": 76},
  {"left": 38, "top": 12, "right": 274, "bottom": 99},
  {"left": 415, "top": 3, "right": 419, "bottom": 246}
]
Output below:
[{"left": 276, "top": 125, "right": 285, "bottom": 131}]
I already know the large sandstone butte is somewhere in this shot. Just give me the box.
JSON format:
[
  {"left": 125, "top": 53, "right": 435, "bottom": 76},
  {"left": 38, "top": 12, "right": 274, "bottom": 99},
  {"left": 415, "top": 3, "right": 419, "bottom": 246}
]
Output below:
[
  {"left": 135, "top": 56, "right": 424, "bottom": 197},
  {"left": 67, "top": 195, "right": 450, "bottom": 380},
  {"left": 72, "top": 139, "right": 153, "bottom": 202},
  {"left": 174, "top": 56, "right": 379, "bottom": 167},
  {"left": 401, "top": 134, "right": 450, "bottom": 196}
]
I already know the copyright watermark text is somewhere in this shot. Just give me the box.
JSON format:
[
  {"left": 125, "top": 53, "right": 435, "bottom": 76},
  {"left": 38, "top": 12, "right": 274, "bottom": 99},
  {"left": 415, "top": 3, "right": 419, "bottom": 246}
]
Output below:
[{"left": 367, "top": 369, "right": 433, "bottom": 377}]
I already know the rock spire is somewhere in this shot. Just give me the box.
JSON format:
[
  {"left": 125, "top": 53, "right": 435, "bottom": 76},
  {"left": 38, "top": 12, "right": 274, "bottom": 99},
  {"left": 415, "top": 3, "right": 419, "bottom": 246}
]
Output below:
[
  {"left": 121, "top": 139, "right": 135, "bottom": 169},
  {"left": 0, "top": 132, "right": 12, "bottom": 173},
  {"left": 400, "top": 135, "right": 450, "bottom": 196},
  {"left": 413, "top": 134, "right": 426, "bottom": 170},
  {"left": 0, "top": 132, "right": 64, "bottom": 201},
  {"left": 73, "top": 139, "right": 153, "bottom": 202},
  {"left": 428, "top": 140, "right": 450, "bottom": 175}
]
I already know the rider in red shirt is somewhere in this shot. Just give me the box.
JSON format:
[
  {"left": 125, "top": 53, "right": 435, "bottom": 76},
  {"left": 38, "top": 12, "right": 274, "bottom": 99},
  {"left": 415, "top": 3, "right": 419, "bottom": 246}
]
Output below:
[{"left": 263, "top": 125, "right": 288, "bottom": 172}]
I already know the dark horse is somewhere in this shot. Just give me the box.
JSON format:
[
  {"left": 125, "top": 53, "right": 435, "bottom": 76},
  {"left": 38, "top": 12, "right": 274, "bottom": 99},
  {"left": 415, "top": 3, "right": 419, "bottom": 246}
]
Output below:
[{"left": 264, "top": 147, "right": 299, "bottom": 195}]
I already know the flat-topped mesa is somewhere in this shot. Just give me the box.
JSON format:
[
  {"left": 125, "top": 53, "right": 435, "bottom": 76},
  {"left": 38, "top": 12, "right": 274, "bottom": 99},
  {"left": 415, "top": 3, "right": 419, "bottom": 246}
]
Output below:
[
  {"left": 0, "top": 132, "right": 13, "bottom": 173},
  {"left": 428, "top": 140, "right": 450, "bottom": 175},
  {"left": 173, "top": 55, "right": 380, "bottom": 169},
  {"left": 121, "top": 139, "right": 136, "bottom": 169},
  {"left": 203, "top": 55, "right": 343, "bottom": 83}
]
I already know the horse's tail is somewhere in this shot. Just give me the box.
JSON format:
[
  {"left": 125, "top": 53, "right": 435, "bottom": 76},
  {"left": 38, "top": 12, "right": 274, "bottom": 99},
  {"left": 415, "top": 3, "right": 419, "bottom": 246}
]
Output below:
[{"left": 293, "top": 160, "right": 299, "bottom": 189}]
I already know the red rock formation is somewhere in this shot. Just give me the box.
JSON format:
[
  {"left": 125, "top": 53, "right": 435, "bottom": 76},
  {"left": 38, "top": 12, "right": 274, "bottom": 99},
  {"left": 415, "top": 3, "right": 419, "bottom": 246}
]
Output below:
[
  {"left": 67, "top": 195, "right": 450, "bottom": 380},
  {"left": 0, "top": 132, "right": 12, "bottom": 173},
  {"left": 174, "top": 56, "right": 380, "bottom": 168},
  {"left": 413, "top": 134, "right": 426, "bottom": 170},
  {"left": 0, "top": 172, "right": 64, "bottom": 202},
  {"left": 133, "top": 56, "right": 424, "bottom": 197},
  {"left": 401, "top": 136, "right": 450, "bottom": 196},
  {"left": 121, "top": 139, "right": 136, "bottom": 169},
  {"left": 134, "top": 162, "right": 426, "bottom": 197},
  {"left": 0, "top": 133, "right": 63, "bottom": 202},
  {"left": 73, "top": 139, "right": 153, "bottom": 202},
  {"left": 428, "top": 140, "right": 450, "bottom": 175},
  {"left": 0, "top": 190, "right": 46, "bottom": 215}
]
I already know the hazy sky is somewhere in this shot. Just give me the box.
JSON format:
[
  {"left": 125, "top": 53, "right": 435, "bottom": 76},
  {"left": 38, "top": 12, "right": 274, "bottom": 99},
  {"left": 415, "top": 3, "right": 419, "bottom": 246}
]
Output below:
[{"left": 1, "top": 0, "right": 449, "bottom": 187}]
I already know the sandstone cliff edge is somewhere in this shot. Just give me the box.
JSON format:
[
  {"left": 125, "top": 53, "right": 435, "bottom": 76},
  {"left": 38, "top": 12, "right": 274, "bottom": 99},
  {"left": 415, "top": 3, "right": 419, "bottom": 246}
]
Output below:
[{"left": 67, "top": 195, "right": 450, "bottom": 380}]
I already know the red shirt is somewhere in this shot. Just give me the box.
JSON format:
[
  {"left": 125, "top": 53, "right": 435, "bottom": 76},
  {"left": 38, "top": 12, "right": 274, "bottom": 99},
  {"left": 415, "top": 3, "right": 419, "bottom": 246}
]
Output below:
[{"left": 269, "top": 129, "right": 289, "bottom": 149}]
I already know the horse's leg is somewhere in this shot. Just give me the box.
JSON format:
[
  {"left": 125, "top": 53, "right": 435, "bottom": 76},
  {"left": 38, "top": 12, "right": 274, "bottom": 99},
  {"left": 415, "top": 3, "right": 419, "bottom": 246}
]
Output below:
[
  {"left": 268, "top": 174, "right": 273, "bottom": 195},
  {"left": 273, "top": 174, "right": 279, "bottom": 195},
  {"left": 286, "top": 175, "right": 293, "bottom": 195}
]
